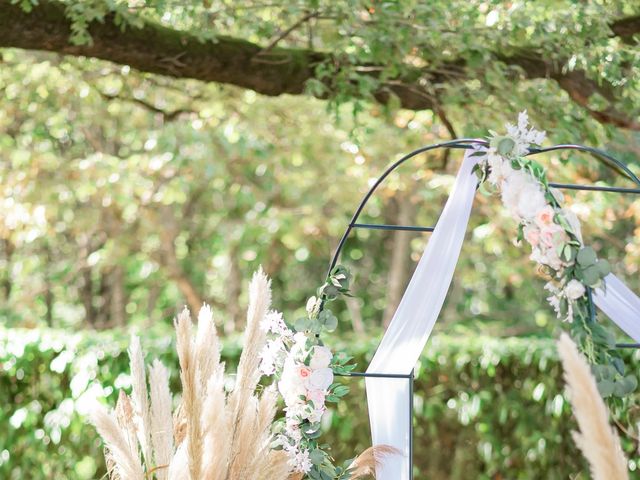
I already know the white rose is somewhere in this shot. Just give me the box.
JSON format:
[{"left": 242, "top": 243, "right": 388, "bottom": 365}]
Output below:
[
  {"left": 516, "top": 183, "right": 547, "bottom": 220},
  {"left": 487, "top": 152, "right": 514, "bottom": 185},
  {"left": 309, "top": 346, "right": 333, "bottom": 369},
  {"left": 278, "top": 358, "right": 306, "bottom": 404},
  {"left": 564, "top": 279, "right": 586, "bottom": 301},
  {"left": 306, "top": 368, "right": 334, "bottom": 391}
]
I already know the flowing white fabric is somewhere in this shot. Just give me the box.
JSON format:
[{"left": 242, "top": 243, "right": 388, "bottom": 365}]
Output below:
[
  {"left": 365, "top": 150, "right": 480, "bottom": 479},
  {"left": 594, "top": 274, "right": 640, "bottom": 342}
]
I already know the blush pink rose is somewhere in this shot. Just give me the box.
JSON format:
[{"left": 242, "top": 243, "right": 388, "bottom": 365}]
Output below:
[
  {"left": 306, "top": 368, "right": 334, "bottom": 390},
  {"left": 306, "top": 389, "right": 326, "bottom": 408},
  {"left": 535, "top": 206, "right": 555, "bottom": 227},
  {"left": 296, "top": 365, "right": 312, "bottom": 380},
  {"left": 524, "top": 225, "right": 540, "bottom": 247},
  {"left": 540, "top": 224, "right": 566, "bottom": 248}
]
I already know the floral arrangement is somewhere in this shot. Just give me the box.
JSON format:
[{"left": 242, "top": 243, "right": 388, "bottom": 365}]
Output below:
[
  {"left": 89, "top": 269, "right": 389, "bottom": 480},
  {"left": 474, "top": 112, "right": 636, "bottom": 397},
  {"left": 260, "top": 266, "right": 357, "bottom": 478}
]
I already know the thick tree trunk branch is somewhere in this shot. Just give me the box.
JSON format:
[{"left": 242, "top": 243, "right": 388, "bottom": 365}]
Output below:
[{"left": 0, "top": 1, "right": 637, "bottom": 129}]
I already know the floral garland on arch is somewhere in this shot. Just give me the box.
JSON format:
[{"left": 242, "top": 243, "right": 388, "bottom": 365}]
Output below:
[
  {"left": 474, "top": 111, "right": 636, "bottom": 398},
  {"left": 260, "top": 266, "right": 357, "bottom": 478}
]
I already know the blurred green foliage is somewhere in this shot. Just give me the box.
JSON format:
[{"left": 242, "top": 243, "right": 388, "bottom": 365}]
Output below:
[
  {"left": 3, "top": 327, "right": 640, "bottom": 479},
  {"left": 0, "top": 49, "right": 638, "bottom": 337}
]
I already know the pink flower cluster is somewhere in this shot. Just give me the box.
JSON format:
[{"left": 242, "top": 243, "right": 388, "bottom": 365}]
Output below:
[
  {"left": 259, "top": 313, "right": 334, "bottom": 472},
  {"left": 483, "top": 112, "right": 588, "bottom": 322}
]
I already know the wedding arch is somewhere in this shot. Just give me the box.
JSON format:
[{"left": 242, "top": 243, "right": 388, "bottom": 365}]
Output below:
[{"left": 324, "top": 119, "right": 640, "bottom": 480}]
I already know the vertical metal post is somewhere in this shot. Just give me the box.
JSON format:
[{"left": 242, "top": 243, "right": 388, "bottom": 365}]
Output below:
[
  {"left": 409, "top": 369, "right": 414, "bottom": 480},
  {"left": 586, "top": 286, "right": 597, "bottom": 323}
]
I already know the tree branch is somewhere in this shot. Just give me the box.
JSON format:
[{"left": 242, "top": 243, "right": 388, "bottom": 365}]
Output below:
[
  {"left": 97, "top": 90, "right": 195, "bottom": 121},
  {"left": 258, "top": 10, "right": 319, "bottom": 54},
  {"left": 0, "top": 1, "right": 638, "bottom": 129}
]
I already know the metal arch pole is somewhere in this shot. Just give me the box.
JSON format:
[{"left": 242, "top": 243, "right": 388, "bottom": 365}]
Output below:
[
  {"left": 530, "top": 145, "right": 640, "bottom": 186},
  {"left": 325, "top": 139, "right": 487, "bottom": 278},
  {"left": 409, "top": 369, "right": 414, "bottom": 480}
]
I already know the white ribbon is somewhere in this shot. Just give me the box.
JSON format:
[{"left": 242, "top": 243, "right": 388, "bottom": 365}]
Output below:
[
  {"left": 365, "top": 150, "right": 640, "bottom": 479},
  {"left": 365, "top": 149, "right": 480, "bottom": 479},
  {"left": 594, "top": 274, "right": 640, "bottom": 343}
]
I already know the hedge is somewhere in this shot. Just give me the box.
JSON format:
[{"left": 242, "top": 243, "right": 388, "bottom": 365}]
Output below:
[{"left": 2, "top": 327, "right": 640, "bottom": 479}]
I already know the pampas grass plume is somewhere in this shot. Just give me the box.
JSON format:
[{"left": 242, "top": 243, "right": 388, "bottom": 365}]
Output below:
[
  {"left": 558, "top": 333, "right": 629, "bottom": 480},
  {"left": 149, "top": 359, "right": 173, "bottom": 480},
  {"left": 90, "top": 403, "right": 145, "bottom": 480},
  {"left": 129, "top": 335, "right": 153, "bottom": 467}
]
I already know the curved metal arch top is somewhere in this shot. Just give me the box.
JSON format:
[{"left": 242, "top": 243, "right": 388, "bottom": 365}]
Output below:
[
  {"left": 327, "top": 140, "right": 640, "bottom": 276},
  {"left": 326, "top": 140, "right": 640, "bottom": 480}
]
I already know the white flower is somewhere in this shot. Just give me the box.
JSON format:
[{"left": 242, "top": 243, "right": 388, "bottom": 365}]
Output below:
[
  {"left": 306, "top": 368, "right": 334, "bottom": 390},
  {"left": 306, "top": 389, "right": 327, "bottom": 409},
  {"left": 285, "top": 402, "right": 309, "bottom": 424},
  {"left": 308, "top": 407, "right": 325, "bottom": 424},
  {"left": 517, "top": 186, "right": 546, "bottom": 220},
  {"left": 505, "top": 110, "right": 546, "bottom": 156},
  {"left": 501, "top": 171, "right": 546, "bottom": 220},
  {"left": 261, "top": 310, "right": 293, "bottom": 337},
  {"left": 289, "top": 332, "right": 309, "bottom": 360},
  {"left": 259, "top": 338, "right": 284, "bottom": 376},
  {"left": 486, "top": 151, "right": 514, "bottom": 185},
  {"left": 544, "top": 282, "right": 574, "bottom": 322},
  {"left": 292, "top": 449, "right": 312, "bottom": 473},
  {"left": 278, "top": 357, "right": 307, "bottom": 404},
  {"left": 564, "top": 279, "right": 586, "bottom": 300},
  {"left": 531, "top": 246, "right": 563, "bottom": 271},
  {"left": 542, "top": 244, "right": 564, "bottom": 270},
  {"left": 309, "top": 346, "right": 333, "bottom": 369}
]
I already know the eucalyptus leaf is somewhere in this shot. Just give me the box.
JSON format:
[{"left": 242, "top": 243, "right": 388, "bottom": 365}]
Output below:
[
  {"left": 294, "top": 317, "right": 311, "bottom": 331},
  {"left": 324, "top": 314, "right": 338, "bottom": 332},
  {"left": 596, "top": 379, "right": 614, "bottom": 397},
  {"left": 582, "top": 265, "right": 600, "bottom": 287},
  {"left": 576, "top": 247, "right": 596, "bottom": 267},
  {"left": 309, "top": 449, "right": 325, "bottom": 465},
  {"left": 595, "top": 259, "right": 611, "bottom": 277},
  {"left": 497, "top": 137, "right": 516, "bottom": 156}
]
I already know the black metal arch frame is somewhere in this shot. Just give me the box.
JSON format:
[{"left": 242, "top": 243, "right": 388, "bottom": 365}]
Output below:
[{"left": 327, "top": 139, "right": 640, "bottom": 479}]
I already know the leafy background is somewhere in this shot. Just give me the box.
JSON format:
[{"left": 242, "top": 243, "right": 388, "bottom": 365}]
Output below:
[
  {"left": 1, "top": 1, "right": 640, "bottom": 478},
  {"left": 5, "top": 328, "right": 640, "bottom": 480}
]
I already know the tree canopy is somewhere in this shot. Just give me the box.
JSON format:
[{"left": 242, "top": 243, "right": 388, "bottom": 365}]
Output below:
[{"left": 2, "top": 1, "right": 639, "bottom": 129}]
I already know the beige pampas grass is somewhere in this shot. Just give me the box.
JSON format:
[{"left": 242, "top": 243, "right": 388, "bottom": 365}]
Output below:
[
  {"left": 174, "top": 307, "right": 203, "bottom": 480},
  {"left": 149, "top": 360, "right": 173, "bottom": 480},
  {"left": 558, "top": 333, "right": 629, "bottom": 480},
  {"left": 90, "top": 269, "right": 292, "bottom": 480},
  {"left": 347, "top": 445, "right": 401, "bottom": 479},
  {"left": 129, "top": 335, "right": 153, "bottom": 467},
  {"left": 90, "top": 403, "right": 145, "bottom": 480}
]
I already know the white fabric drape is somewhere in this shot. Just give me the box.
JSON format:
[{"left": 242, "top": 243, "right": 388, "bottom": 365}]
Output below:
[
  {"left": 594, "top": 274, "right": 640, "bottom": 343},
  {"left": 365, "top": 149, "right": 481, "bottom": 479},
  {"left": 364, "top": 149, "right": 640, "bottom": 480}
]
